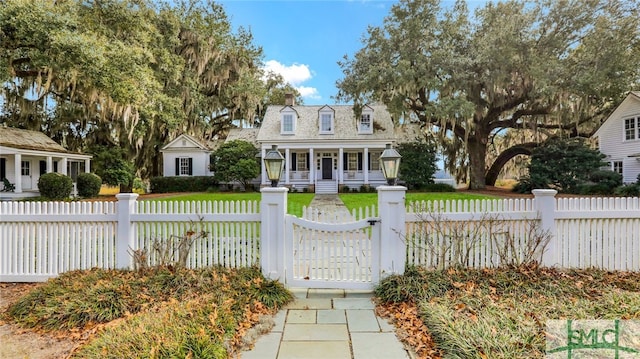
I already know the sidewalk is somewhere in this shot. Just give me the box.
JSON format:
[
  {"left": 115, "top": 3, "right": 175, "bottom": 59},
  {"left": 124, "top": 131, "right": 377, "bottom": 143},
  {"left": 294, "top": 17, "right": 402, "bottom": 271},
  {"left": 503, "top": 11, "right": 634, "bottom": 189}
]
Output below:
[{"left": 241, "top": 288, "right": 412, "bottom": 359}]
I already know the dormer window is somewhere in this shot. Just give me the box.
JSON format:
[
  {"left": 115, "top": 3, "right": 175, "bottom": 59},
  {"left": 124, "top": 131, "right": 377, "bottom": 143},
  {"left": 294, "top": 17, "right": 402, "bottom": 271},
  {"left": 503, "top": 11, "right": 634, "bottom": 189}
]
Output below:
[
  {"left": 319, "top": 106, "right": 334, "bottom": 134},
  {"left": 281, "top": 108, "right": 297, "bottom": 134},
  {"left": 359, "top": 107, "right": 374, "bottom": 134}
]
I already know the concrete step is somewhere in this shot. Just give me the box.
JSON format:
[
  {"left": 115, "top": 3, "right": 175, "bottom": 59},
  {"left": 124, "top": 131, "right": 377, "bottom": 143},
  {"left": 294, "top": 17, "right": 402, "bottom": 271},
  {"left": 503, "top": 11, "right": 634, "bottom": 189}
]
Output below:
[{"left": 315, "top": 181, "right": 338, "bottom": 194}]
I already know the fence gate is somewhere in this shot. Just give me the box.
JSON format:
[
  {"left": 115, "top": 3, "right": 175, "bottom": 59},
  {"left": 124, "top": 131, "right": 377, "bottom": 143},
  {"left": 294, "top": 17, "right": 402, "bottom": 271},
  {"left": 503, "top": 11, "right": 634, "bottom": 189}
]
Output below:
[{"left": 284, "top": 214, "right": 381, "bottom": 289}]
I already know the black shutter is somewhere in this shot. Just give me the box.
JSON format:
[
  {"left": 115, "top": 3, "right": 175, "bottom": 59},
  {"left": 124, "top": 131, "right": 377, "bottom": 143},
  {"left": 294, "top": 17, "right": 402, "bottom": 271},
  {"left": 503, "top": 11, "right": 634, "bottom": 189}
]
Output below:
[
  {"left": 175, "top": 158, "right": 179, "bottom": 176},
  {"left": 306, "top": 153, "right": 310, "bottom": 170},
  {"left": 343, "top": 153, "right": 348, "bottom": 170},
  {"left": 53, "top": 161, "right": 58, "bottom": 172},
  {"left": 0, "top": 158, "right": 5, "bottom": 179},
  {"left": 291, "top": 153, "right": 297, "bottom": 171},
  {"left": 357, "top": 153, "right": 363, "bottom": 171},
  {"left": 40, "top": 160, "right": 47, "bottom": 175},
  {"left": 188, "top": 158, "right": 193, "bottom": 175}
]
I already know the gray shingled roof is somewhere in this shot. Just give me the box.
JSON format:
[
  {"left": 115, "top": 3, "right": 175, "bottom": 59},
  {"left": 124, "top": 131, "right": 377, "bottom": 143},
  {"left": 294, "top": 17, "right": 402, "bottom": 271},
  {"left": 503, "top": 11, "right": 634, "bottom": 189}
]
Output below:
[
  {"left": 0, "top": 127, "right": 70, "bottom": 153},
  {"left": 256, "top": 104, "right": 397, "bottom": 142},
  {"left": 226, "top": 128, "right": 259, "bottom": 146}
]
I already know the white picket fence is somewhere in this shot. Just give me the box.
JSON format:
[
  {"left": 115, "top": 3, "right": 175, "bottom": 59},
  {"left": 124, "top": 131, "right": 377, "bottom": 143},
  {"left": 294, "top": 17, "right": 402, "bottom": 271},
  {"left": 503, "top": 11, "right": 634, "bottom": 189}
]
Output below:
[
  {"left": 405, "top": 194, "right": 640, "bottom": 271},
  {"left": 1, "top": 189, "right": 639, "bottom": 283},
  {"left": 0, "top": 197, "right": 260, "bottom": 282}
]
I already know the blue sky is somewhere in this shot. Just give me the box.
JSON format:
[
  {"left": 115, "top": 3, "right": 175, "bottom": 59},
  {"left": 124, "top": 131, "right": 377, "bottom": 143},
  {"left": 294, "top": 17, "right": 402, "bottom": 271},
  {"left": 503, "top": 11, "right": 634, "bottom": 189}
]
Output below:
[
  {"left": 220, "top": 0, "right": 488, "bottom": 105},
  {"left": 219, "top": 0, "right": 394, "bottom": 105}
]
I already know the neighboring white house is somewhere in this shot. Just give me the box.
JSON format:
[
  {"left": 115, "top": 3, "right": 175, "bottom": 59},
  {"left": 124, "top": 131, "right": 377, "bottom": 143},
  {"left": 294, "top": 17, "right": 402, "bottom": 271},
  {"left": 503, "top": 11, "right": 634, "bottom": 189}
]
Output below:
[
  {"left": 593, "top": 91, "right": 640, "bottom": 184},
  {"left": 0, "top": 127, "right": 92, "bottom": 200},
  {"left": 160, "top": 134, "right": 214, "bottom": 177}
]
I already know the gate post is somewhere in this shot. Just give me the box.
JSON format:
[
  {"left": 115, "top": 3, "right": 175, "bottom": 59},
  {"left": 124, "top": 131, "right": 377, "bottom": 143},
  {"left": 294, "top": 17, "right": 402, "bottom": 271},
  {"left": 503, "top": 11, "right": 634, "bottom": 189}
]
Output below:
[
  {"left": 260, "top": 187, "right": 288, "bottom": 282},
  {"left": 532, "top": 189, "right": 558, "bottom": 267},
  {"left": 116, "top": 193, "right": 138, "bottom": 269},
  {"left": 377, "top": 185, "right": 407, "bottom": 278}
]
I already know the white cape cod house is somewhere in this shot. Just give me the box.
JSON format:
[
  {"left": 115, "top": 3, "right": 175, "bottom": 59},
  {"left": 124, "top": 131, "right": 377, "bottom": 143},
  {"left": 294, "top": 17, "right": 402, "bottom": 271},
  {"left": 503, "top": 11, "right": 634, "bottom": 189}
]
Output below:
[
  {"left": 0, "top": 127, "right": 92, "bottom": 199},
  {"left": 255, "top": 96, "right": 420, "bottom": 193},
  {"left": 593, "top": 91, "right": 640, "bottom": 184}
]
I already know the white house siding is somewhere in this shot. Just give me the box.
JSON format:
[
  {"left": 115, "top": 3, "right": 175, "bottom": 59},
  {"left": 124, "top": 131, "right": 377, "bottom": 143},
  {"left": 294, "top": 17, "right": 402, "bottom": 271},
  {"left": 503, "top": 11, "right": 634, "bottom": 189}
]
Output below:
[
  {"left": 162, "top": 151, "right": 212, "bottom": 177},
  {"left": 595, "top": 94, "right": 640, "bottom": 184},
  {"left": 160, "top": 134, "right": 213, "bottom": 177}
]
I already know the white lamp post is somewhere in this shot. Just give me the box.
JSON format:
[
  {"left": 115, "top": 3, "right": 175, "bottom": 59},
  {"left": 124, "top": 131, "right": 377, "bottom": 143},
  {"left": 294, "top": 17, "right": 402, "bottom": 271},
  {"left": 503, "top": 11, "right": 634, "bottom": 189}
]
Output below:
[
  {"left": 379, "top": 143, "right": 401, "bottom": 186},
  {"left": 264, "top": 145, "right": 285, "bottom": 187}
]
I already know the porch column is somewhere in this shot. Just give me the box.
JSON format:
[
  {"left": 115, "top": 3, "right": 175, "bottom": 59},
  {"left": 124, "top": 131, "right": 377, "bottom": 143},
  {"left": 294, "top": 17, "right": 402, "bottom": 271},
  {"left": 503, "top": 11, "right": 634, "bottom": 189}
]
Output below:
[
  {"left": 14, "top": 153, "right": 22, "bottom": 193},
  {"left": 308, "top": 148, "right": 314, "bottom": 184},
  {"left": 261, "top": 147, "right": 267, "bottom": 186},
  {"left": 338, "top": 148, "right": 344, "bottom": 184},
  {"left": 284, "top": 148, "right": 290, "bottom": 185},
  {"left": 363, "top": 147, "right": 369, "bottom": 184},
  {"left": 59, "top": 158, "right": 67, "bottom": 175},
  {"left": 84, "top": 158, "right": 90, "bottom": 173},
  {"left": 46, "top": 156, "right": 53, "bottom": 173}
]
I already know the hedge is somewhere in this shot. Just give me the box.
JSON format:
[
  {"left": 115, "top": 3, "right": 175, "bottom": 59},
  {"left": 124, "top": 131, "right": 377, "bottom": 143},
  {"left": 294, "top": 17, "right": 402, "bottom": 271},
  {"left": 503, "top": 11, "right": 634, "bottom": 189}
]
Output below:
[{"left": 150, "top": 176, "right": 217, "bottom": 193}]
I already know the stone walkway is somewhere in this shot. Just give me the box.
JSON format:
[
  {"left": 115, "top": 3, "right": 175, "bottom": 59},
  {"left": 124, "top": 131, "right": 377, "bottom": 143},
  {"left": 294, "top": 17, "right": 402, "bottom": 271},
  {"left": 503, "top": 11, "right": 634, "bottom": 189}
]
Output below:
[
  {"left": 241, "top": 195, "right": 411, "bottom": 359},
  {"left": 241, "top": 288, "right": 411, "bottom": 359}
]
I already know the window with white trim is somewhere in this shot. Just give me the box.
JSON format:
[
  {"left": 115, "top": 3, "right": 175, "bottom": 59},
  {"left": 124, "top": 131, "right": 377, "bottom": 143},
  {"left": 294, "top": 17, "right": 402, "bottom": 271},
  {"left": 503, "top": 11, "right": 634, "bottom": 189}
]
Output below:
[
  {"left": 369, "top": 151, "right": 381, "bottom": 171},
  {"left": 179, "top": 157, "right": 191, "bottom": 176},
  {"left": 297, "top": 153, "right": 308, "bottom": 171},
  {"left": 348, "top": 153, "right": 358, "bottom": 171},
  {"left": 359, "top": 111, "right": 373, "bottom": 134},
  {"left": 624, "top": 116, "right": 639, "bottom": 141},
  {"left": 320, "top": 113, "right": 333, "bottom": 133},
  {"left": 21, "top": 161, "right": 30, "bottom": 176},
  {"left": 612, "top": 161, "right": 623, "bottom": 175},
  {"left": 282, "top": 114, "right": 294, "bottom": 133}
]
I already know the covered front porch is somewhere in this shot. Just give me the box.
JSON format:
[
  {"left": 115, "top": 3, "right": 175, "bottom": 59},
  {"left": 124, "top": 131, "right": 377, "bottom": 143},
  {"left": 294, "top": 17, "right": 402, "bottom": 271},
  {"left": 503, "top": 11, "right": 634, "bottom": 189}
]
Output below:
[
  {"left": 259, "top": 144, "right": 390, "bottom": 193},
  {"left": 0, "top": 151, "right": 91, "bottom": 200}
]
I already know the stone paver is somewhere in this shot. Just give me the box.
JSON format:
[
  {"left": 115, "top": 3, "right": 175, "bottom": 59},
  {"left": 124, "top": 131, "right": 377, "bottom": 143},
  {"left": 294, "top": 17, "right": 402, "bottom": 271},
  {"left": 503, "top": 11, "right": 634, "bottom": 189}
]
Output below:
[
  {"left": 286, "top": 310, "right": 316, "bottom": 324},
  {"left": 240, "top": 288, "right": 411, "bottom": 359},
  {"left": 351, "top": 332, "right": 410, "bottom": 359},
  {"left": 282, "top": 323, "right": 349, "bottom": 341},
  {"left": 346, "top": 310, "right": 381, "bottom": 332},
  {"left": 278, "top": 341, "right": 351, "bottom": 359}
]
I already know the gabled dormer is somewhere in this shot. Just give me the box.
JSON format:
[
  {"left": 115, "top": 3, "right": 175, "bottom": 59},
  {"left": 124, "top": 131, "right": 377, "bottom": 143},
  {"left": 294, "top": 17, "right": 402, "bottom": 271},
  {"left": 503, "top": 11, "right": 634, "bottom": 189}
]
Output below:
[
  {"left": 318, "top": 105, "right": 335, "bottom": 134},
  {"left": 358, "top": 105, "right": 374, "bottom": 134},
  {"left": 280, "top": 106, "right": 297, "bottom": 135}
]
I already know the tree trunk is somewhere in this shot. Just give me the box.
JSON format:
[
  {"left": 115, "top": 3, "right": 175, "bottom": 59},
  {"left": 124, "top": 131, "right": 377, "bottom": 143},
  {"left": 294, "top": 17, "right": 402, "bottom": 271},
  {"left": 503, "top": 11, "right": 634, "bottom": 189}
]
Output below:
[
  {"left": 467, "top": 137, "right": 488, "bottom": 190},
  {"left": 485, "top": 142, "right": 537, "bottom": 186}
]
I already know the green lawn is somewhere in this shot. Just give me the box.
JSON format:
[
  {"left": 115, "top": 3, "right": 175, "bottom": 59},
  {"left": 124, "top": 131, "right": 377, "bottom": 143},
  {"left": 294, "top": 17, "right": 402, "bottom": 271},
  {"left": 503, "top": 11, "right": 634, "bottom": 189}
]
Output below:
[
  {"left": 145, "top": 192, "right": 314, "bottom": 217},
  {"left": 338, "top": 192, "right": 497, "bottom": 213},
  {"left": 145, "top": 191, "right": 498, "bottom": 216}
]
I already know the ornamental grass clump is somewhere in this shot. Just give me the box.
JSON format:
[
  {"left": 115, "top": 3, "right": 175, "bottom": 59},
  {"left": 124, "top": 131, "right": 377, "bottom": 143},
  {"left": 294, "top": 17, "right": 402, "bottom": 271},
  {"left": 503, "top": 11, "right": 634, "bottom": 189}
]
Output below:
[
  {"left": 4, "top": 266, "right": 292, "bottom": 358},
  {"left": 375, "top": 266, "right": 640, "bottom": 358}
]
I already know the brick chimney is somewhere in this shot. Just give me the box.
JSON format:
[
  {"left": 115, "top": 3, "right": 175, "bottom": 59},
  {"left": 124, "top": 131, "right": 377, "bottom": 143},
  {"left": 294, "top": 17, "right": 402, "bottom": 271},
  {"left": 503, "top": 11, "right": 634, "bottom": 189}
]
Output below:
[{"left": 285, "top": 93, "right": 295, "bottom": 106}]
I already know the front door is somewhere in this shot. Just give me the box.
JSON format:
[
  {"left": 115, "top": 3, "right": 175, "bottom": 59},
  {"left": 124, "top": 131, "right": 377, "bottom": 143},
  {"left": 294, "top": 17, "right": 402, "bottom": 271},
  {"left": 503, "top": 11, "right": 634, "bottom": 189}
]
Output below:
[
  {"left": 21, "top": 160, "right": 32, "bottom": 190},
  {"left": 322, "top": 158, "right": 333, "bottom": 180}
]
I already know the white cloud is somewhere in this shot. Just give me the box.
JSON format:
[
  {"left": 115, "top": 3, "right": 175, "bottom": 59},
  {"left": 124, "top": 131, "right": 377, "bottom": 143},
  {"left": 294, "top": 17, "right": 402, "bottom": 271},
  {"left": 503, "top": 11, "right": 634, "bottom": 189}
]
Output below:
[
  {"left": 296, "top": 86, "right": 320, "bottom": 100},
  {"left": 263, "top": 60, "right": 320, "bottom": 101},
  {"left": 264, "top": 60, "right": 312, "bottom": 86}
]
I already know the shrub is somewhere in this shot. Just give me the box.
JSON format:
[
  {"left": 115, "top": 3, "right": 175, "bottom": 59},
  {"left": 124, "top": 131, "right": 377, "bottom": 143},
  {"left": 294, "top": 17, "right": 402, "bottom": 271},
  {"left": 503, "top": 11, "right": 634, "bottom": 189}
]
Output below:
[
  {"left": 589, "top": 170, "right": 622, "bottom": 189},
  {"left": 614, "top": 184, "right": 640, "bottom": 197},
  {"left": 150, "top": 176, "right": 217, "bottom": 193},
  {"left": 420, "top": 183, "right": 456, "bottom": 192},
  {"left": 77, "top": 173, "right": 102, "bottom": 198},
  {"left": 38, "top": 172, "right": 73, "bottom": 200},
  {"left": 518, "top": 137, "right": 607, "bottom": 193},
  {"left": 133, "top": 178, "right": 146, "bottom": 194},
  {"left": 340, "top": 185, "right": 350, "bottom": 193},
  {"left": 397, "top": 138, "right": 439, "bottom": 189}
]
